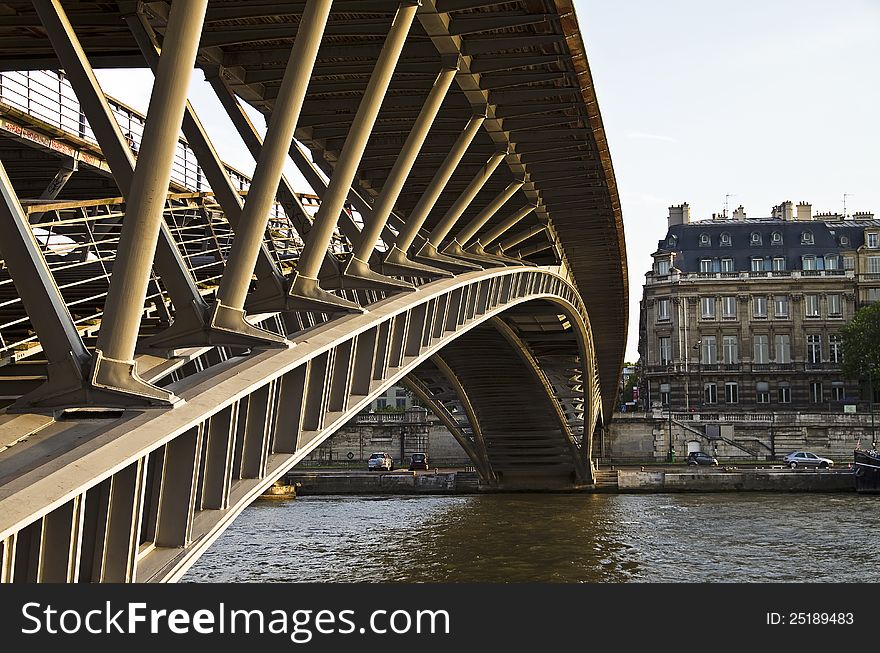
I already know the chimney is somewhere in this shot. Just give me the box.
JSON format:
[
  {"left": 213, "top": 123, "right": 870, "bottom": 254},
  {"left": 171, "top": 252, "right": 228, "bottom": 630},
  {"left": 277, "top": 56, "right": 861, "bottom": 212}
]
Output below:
[
  {"left": 668, "top": 202, "right": 690, "bottom": 227},
  {"left": 853, "top": 211, "right": 875, "bottom": 221},
  {"left": 773, "top": 201, "right": 794, "bottom": 221},
  {"left": 732, "top": 205, "right": 746, "bottom": 221},
  {"left": 796, "top": 201, "right": 812, "bottom": 221}
]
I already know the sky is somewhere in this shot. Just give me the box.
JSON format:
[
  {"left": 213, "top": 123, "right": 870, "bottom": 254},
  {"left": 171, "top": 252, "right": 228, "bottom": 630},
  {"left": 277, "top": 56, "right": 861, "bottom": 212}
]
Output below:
[{"left": 95, "top": 1, "right": 880, "bottom": 363}]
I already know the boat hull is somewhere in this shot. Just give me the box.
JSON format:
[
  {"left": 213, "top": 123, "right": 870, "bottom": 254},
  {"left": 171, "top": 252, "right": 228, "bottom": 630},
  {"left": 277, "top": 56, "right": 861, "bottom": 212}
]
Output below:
[{"left": 854, "top": 450, "right": 880, "bottom": 494}]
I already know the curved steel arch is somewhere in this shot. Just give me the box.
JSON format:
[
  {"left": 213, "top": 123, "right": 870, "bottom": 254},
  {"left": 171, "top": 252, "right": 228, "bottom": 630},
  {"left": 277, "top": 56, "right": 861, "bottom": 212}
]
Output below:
[{"left": 0, "top": 265, "right": 596, "bottom": 583}]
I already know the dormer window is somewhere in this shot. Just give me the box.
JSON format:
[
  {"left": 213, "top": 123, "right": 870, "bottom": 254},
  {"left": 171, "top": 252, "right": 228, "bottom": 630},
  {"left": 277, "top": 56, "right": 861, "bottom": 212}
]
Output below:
[
  {"left": 750, "top": 232, "right": 762, "bottom": 245},
  {"left": 656, "top": 259, "right": 670, "bottom": 275},
  {"left": 667, "top": 235, "right": 678, "bottom": 248},
  {"left": 801, "top": 231, "right": 814, "bottom": 245},
  {"left": 720, "top": 232, "right": 731, "bottom": 246},
  {"left": 771, "top": 231, "right": 783, "bottom": 245},
  {"left": 699, "top": 233, "right": 711, "bottom": 247},
  {"left": 867, "top": 233, "right": 878, "bottom": 249},
  {"left": 840, "top": 235, "right": 850, "bottom": 247}
]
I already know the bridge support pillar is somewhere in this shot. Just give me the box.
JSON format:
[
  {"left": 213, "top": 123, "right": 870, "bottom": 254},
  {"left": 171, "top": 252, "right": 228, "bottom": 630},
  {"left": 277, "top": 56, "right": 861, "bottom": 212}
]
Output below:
[
  {"left": 337, "top": 56, "right": 460, "bottom": 289},
  {"left": 413, "top": 149, "right": 508, "bottom": 271},
  {"left": 287, "top": 2, "right": 420, "bottom": 305},
  {"left": 213, "top": 0, "right": 334, "bottom": 316}
]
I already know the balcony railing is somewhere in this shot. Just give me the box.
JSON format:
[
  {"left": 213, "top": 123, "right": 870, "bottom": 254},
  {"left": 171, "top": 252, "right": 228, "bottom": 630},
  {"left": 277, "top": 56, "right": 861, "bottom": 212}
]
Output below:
[
  {"left": 646, "top": 269, "right": 855, "bottom": 284},
  {"left": 645, "top": 361, "right": 842, "bottom": 374}
]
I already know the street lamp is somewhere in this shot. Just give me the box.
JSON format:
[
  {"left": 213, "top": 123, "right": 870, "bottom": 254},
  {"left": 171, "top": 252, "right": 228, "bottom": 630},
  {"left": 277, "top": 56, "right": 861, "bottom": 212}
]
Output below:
[{"left": 667, "top": 398, "right": 674, "bottom": 463}]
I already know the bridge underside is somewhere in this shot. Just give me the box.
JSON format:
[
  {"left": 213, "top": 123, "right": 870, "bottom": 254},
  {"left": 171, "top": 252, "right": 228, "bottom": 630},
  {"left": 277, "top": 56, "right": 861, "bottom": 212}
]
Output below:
[{"left": 0, "top": 1, "right": 625, "bottom": 582}]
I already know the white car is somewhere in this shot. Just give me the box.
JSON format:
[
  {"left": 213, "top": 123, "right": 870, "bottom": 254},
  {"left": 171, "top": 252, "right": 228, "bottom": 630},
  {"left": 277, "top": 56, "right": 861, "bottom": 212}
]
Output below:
[
  {"left": 783, "top": 451, "right": 833, "bottom": 469},
  {"left": 367, "top": 452, "right": 393, "bottom": 471}
]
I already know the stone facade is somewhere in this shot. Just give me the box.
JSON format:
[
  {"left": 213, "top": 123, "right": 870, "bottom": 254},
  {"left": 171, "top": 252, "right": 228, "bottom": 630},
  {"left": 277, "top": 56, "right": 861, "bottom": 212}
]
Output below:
[{"left": 639, "top": 201, "right": 879, "bottom": 413}]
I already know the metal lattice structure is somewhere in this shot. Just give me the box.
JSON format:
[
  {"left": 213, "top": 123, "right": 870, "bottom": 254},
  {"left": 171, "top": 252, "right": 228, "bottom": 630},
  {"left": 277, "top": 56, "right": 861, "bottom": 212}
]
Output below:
[{"left": 0, "top": 0, "right": 626, "bottom": 583}]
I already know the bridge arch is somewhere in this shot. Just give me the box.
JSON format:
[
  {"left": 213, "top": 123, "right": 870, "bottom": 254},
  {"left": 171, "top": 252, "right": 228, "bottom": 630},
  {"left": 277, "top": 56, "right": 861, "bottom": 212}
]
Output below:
[{"left": 0, "top": 266, "right": 596, "bottom": 582}]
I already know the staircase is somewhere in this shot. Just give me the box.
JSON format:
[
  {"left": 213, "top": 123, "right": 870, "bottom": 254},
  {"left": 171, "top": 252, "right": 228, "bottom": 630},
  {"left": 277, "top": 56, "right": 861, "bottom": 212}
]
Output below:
[{"left": 592, "top": 468, "right": 619, "bottom": 491}]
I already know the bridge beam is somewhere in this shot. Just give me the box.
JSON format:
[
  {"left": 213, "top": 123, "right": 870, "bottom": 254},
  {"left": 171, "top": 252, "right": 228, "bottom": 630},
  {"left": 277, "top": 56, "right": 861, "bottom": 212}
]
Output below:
[
  {"left": 412, "top": 149, "right": 508, "bottom": 272},
  {"left": 489, "top": 223, "right": 547, "bottom": 256},
  {"left": 33, "top": 0, "right": 208, "bottom": 344},
  {"left": 463, "top": 204, "right": 537, "bottom": 264},
  {"left": 214, "top": 0, "right": 334, "bottom": 314},
  {"left": 125, "top": 10, "right": 290, "bottom": 351},
  {"left": 0, "top": 161, "right": 92, "bottom": 410},
  {"left": 380, "top": 112, "right": 485, "bottom": 277},
  {"left": 28, "top": 158, "right": 77, "bottom": 224},
  {"left": 342, "top": 57, "right": 460, "bottom": 286},
  {"left": 288, "top": 2, "right": 420, "bottom": 305},
  {"left": 88, "top": 0, "right": 209, "bottom": 405}
]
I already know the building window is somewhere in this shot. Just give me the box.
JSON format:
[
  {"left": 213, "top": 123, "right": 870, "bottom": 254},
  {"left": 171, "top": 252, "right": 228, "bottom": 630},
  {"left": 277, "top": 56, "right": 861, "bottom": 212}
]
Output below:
[
  {"left": 667, "top": 235, "right": 678, "bottom": 247},
  {"left": 751, "top": 258, "right": 765, "bottom": 272},
  {"left": 750, "top": 232, "right": 762, "bottom": 245},
  {"left": 659, "top": 383, "right": 671, "bottom": 406},
  {"left": 807, "top": 334, "right": 822, "bottom": 364},
  {"left": 771, "top": 231, "right": 783, "bottom": 245},
  {"left": 657, "top": 298, "right": 670, "bottom": 321},
  {"left": 656, "top": 259, "right": 670, "bottom": 275},
  {"left": 868, "top": 233, "right": 879, "bottom": 249},
  {"left": 869, "top": 288, "right": 880, "bottom": 303},
  {"left": 659, "top": 337, "right": 672, "bottom": 365},
  {"left": 827, "top": 294, "right": 841, "bottom": 316},
  {"left": 825, "top": 255, "right": 839, "bottom": 270},
  {"left": 774, "top": 295, "right": 789, "bottom": 317},
  {"left": 805, "top": 294, "right": 820, "bottom": 317},
  {"left": 801, "top": 231, "right": 814, "bottom": 245},
  {"left": 721, "top": 258, "right": 735, "bottom": 272},
  {"left": 832, "top": 382, "right": 845, "bottom": 402},
  {"left": 829, "top": 334, "right": 842, "bottom": 363},
  {"left": 844, "top": 256, "right": 855, "bottom": 270},
  {"left": 723, "top": 336, "right": 738, "bottom": 363},
  {"left": 778, "top": 382, "right": 792, "bottom": 403},
  {"left": 868, "top": 256, "right": 880, "bottom": 274},
  {"left": 700, "top": 259, "right": 713, "bottom": 273},
  {"left": 802, "top": 255, "right": 817, "bottom": 270},
  {"left": 753, "top": 296, "right": 768, "bottom": 317},
  {"left": 810, "top": 381, "right": 823, "bottom": 404},
  {"left": 701, "top": 336, "right": 717, "bottom": 364},
  {"left": 722, "top": 296, "right": 736, "bottom": 318},
  {"left": 840, "top": 235, "right": 850, "bottom": 246},
  {"left": 699, "top": 233, "right": 711, "bottom": 247},
  {"left": 720, "top": 232, "right": 731, "bottom": 246},
  {"left": 753, "top": 335, "right": 769, "bottom": 364},
  {"left": 756, "top": 381, "right": 770, "bottom": 404},
  {"left": 772, "top": 257, "right": 786, "bottom": 271},
  {"left": 704, "top": 383, "right": 717, "bottom": 404},
  {"left": 725, "top": 382, "right": 739, "bottom": 404},
  {"left": 701, "top": 297, "right": 716, "bottom": 319},
  {"left": 775, "top": 334, "right": 791, "bottom": 363}
]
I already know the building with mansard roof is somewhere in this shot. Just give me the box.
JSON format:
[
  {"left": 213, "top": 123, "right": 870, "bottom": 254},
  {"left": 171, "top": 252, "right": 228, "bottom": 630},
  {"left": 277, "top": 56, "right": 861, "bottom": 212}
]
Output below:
[{"left": 638, "top": 201, "right": 880, "bottom": 413}]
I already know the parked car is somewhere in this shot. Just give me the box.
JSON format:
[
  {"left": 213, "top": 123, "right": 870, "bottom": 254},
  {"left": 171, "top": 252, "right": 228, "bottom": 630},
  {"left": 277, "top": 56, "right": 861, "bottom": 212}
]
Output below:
[
  {"left": 686, "top": 451, "right": 718, "bottom": 466},
  {"left": 367, "top": 452, "right": 393, "bottom": 471},
  {"left": 409, "top": 452, "right": 429, "bottom": 470},
  {"left": 783, "top": 451, "right": 833, "bottom": 469}
]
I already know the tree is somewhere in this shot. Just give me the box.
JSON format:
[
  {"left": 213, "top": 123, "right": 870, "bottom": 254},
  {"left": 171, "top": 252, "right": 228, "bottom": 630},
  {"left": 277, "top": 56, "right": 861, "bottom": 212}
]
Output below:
[{"left": 841, "top": 303, "right": 880, "bottom": 447}]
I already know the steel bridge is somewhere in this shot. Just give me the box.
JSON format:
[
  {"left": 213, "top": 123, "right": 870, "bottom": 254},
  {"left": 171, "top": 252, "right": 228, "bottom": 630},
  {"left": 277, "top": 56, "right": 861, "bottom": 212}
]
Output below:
[{"left": 0, "top": 1, "right": 626, "bottom": 583}]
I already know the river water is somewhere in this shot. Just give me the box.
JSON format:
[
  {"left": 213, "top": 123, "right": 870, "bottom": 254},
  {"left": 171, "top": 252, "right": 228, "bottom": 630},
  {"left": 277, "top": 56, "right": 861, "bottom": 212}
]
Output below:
[{"left": 183, "top": 493, "right": 880, "bottom": 583}]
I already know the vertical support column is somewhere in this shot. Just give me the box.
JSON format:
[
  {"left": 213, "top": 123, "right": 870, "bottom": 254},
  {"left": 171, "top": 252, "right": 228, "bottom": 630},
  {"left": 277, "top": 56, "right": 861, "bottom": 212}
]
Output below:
[
  {"left": 382, "top": 113, "right": 485, "bottom": 276},
  {"left": 289, "top": 2, "right": 420, "bottom": 306},
  {"left": 344, "top": 58, "right": 460, "bottom": 285},
  {"left": 240, "top": 383, "right": 276, "bottom": 479},
  {"left": 155, "top": 427, "right": 203, "bottom": 548},
  {"left": 273, "top": 366, "right": 308, "bottom": 454},
  {"left": 37, "top": 498, "right": 81, "bottom": 582},
  {"left": 214, "top": 0, "right": 332, "bottom": 314},
  {"left": 351, "top": 327, "right": 379, "bottom": 396},
  {"left": 0, "top": 161, "right": 91, "bottom": 409},
  {"left": 87, "top": 0, "right": 209, "bottom": 404},
  {"left": 200, "top": 404, "right": 238, "bottom": 510},
  {"left": 103, "top": 460, "right": 146, "bottom": 582}
]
